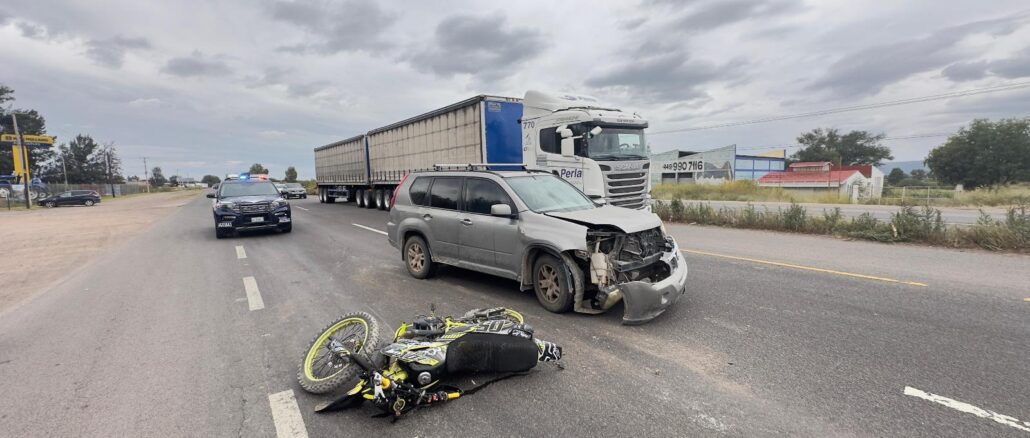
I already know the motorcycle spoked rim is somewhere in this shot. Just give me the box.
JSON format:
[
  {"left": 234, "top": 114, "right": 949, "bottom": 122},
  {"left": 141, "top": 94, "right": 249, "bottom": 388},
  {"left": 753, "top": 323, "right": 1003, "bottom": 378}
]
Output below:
[{"left": 303, "top": 317, "right": 369, "bottom": 382}]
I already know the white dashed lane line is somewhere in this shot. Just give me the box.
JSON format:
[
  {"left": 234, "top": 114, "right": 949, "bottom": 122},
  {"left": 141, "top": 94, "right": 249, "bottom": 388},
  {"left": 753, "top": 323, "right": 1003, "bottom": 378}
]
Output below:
[
  {"left": 352, "top": 223, "right": 388, "bottom": 236},
  {"left": 242, "top": 276, "right": 265, "bottom": 311},
  {"left": 268, "top": 390, "right": 309, "bottom": 438},
  {"left": 235, "top": 245, "right": 247, "bottom": 259},
  {"left": 295, "top": 206, "right": 309, "bottom": 211},
  {"left": 904, "top": 386, "right": 1030, "bottom": 432}
]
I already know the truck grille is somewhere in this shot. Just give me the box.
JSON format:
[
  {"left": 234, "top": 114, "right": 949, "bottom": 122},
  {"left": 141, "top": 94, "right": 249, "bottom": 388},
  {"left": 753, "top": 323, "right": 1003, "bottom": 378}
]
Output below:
[
  {"left": 602, "top": 170, "right": 648, "bottom": 209},
  {"left": 239, "top": 203, "right": 270, "bottom": 214}
]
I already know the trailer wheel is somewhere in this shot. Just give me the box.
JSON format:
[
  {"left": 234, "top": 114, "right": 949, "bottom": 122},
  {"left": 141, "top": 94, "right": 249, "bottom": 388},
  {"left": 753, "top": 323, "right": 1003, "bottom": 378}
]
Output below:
[
  {"left": 319, "top": 188, "right": 325, "bottom": 203},
  {"left": 363, "top": 189, "right": 374, "bottom": 209},
  {"left": 373, "top": 190, "right": 384, "bottom": 210},
  {"left": 356, "top": 189, "right": 365, "bottom": 207}
]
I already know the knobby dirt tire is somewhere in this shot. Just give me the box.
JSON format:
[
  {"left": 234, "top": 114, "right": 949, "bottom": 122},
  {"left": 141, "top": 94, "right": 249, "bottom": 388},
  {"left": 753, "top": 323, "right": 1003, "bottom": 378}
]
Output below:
[{"left": 297, "top": 311, "right": 382, "bottom": 394}]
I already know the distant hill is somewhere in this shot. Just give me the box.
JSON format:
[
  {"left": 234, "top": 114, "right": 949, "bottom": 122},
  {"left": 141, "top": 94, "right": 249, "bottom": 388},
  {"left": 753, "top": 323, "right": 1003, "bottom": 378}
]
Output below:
[{"left": 877, "top": 160, "right": 927, "bottom": 174}]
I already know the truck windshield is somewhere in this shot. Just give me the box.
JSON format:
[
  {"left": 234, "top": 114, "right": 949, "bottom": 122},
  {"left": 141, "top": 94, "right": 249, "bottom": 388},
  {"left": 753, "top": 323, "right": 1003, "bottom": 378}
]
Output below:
[
  {"left": 219, "top": 182, "right": 280, "bottom": 198},
  {"left": 506, "top": 175, "right": 595, "bottom": 213},
  {"left": 584, "top": 127, "right": 648, "bottom": 161}
]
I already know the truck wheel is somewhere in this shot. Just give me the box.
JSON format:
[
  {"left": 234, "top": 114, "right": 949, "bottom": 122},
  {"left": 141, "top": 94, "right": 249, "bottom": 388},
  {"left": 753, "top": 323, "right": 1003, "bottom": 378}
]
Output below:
[
  {"left": 356, "top": 189, "right": 365, "bottom": 208},
  {"left": 363, "top": 189, "right": 374, "bottom": 209},
  {"left": 403, "top": 236, "right": 437, "bottom": 279},
  {"left": 374, "top": 190, "right": 384, "bottom": 210},
  {"left": 319, "top": 189, "right": 325, "bottom": 203},
  {"left": 533, "top": 254, "right": 574, "bottom": 313}
]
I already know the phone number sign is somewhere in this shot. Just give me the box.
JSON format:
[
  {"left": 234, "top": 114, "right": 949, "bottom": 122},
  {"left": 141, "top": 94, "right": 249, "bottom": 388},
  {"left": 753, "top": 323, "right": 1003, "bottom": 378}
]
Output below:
[{"left": 661, "top": 160, "right": 704, "bottom": 172}]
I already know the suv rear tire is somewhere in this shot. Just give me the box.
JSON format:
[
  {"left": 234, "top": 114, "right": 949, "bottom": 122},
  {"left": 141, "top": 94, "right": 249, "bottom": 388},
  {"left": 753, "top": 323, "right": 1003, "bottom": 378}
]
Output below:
[
  {"left": 403, "top": 236, "right": 437, "bottom": 279},
  {"left": 533, "top": 254, "right": 574, "bottom": 313}
]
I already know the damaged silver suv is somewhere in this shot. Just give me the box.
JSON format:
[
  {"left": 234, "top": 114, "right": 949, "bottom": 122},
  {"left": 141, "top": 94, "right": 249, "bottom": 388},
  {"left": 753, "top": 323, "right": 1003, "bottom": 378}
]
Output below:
[{"left": 387, "top": 167, "right": 688, "bottom": 324}]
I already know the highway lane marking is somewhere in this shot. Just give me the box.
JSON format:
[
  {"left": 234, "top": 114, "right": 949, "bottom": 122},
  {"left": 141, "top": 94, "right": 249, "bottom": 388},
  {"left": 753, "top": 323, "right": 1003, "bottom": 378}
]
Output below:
[
  {"left": 352, "top": 223, "right": 388, "bottom": 236},
  {"left": 903, "top": 386, "right": 1030, "bottom": 432},
  {"left": 268, "top": 390, "right": 309, "bottom": 438},
  {"left": 235, "top": 245, "right": 247, "bottom": 259},
  {"left": 681, "top": 249, "right": 928, "bottom": 287},
  {"left": 295, "top": 206, "right": 310, "bottom": 211},
  {"left": 243, "top": 276, "right": 265, "bottom": 311}
]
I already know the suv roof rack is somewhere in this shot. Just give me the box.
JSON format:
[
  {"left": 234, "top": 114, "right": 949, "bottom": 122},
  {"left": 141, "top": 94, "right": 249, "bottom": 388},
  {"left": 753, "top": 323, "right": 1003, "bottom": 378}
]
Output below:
[{"left": 432, "top": 163, "right": 528, "bottom": 171}]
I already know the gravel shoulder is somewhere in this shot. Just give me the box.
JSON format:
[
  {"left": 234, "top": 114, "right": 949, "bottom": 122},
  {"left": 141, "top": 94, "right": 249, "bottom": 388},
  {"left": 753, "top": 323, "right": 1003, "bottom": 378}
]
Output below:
[{"left": 0, "top": 190, "right": 202, "bottom": 314}]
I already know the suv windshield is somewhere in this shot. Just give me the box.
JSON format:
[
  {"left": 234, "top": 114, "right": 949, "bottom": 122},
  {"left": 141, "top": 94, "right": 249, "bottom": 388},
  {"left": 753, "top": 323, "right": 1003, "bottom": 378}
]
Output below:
[
  {"left": 585, "top": 126, "right": 647, "bottom": 161},
  {"left": 506, "top": 175, "right": 595, "bottom": 213},
  {"left": 285, "top": 183, "right": 303, "bottom": 188},
  {"left": 219, "top": 182, "right": 280, "bottom": 198}
]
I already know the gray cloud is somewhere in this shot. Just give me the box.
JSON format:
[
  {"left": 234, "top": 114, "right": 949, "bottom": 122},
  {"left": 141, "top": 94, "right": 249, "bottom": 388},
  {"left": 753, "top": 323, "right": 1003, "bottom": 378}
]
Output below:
[
  {"left": 17, "top": 21, "right": 47, "bottom": 39},
  {"left": 810, "top": 14, "right": 1029, "bottom": 97},
  {"left": 268, "top": 0, "right": 395, "bottom": 54},
  {"left": 586, "top": 42, "right": 745, "bottom": 104},
  {"left": 161, "top": 51, "right": 232, "bottom": 77},
  {"left": 85, "top": 36, "right": 150, "bottom": 67},
  {"left": 671, "top": 0, "right": 802, "bottom": 32},
  {"left": 988, "top": 48, "right": 1030, "bottom": 78},
  {"left": 941, "top": 61, "right": 989, "bottom": 81},
  {"left": 406, "top": 12, "right": 547, "bottom": 82}
]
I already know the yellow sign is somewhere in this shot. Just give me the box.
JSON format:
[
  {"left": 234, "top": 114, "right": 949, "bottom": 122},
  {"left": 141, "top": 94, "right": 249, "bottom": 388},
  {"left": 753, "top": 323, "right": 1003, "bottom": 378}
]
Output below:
[
  {"left": 12, "top": 145, "right": 28, "bottom": 179},
  {"left": 1, "top": 134, "right": 54, "bottom": 144},
  {"left": 754, "top": 149, "right": 786, "bottom": 158}
]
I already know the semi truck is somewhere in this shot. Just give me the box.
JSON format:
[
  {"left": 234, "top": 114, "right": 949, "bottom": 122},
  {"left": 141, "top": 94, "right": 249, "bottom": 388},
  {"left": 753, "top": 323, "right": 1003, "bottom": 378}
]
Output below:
[{"left": 314, "top": 91, "right": 652, "bottom": 210}]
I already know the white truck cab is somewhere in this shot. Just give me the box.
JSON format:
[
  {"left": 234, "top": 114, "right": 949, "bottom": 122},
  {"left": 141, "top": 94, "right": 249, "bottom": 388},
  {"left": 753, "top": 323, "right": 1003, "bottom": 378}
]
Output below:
[{"left": 520, "top": 91, "right": 651, "bottom": 210}]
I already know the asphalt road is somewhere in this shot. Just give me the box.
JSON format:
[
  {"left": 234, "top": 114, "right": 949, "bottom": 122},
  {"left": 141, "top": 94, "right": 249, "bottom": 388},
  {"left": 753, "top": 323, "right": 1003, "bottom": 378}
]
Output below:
[
  {"left": 1, "top": 194, "right": 1027, "bottom": 437},
  {"left": 675, "top": 200, "right": 1012, "bottom": 225}
]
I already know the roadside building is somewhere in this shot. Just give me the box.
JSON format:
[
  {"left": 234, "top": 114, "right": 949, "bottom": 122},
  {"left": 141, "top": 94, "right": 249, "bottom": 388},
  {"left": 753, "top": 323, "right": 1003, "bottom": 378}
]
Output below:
[
  {"left": 756, "top": 162, "right": 883, "bottom": 201},
  {"left": 650, "top": 145, "right": 787, "bottom": 185}
]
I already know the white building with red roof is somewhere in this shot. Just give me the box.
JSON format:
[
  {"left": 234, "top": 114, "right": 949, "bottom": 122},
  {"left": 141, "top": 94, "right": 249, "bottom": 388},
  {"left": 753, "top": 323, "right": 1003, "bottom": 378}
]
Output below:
[{"left": 757, "top": 162, "right": 883, "bottom": 201}]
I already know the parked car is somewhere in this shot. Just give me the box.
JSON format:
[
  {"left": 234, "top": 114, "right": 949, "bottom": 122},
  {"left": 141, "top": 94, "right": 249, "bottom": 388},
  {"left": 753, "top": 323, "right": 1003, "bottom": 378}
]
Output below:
[
  {"left": 37, "top": 190, "right": 101, "bottom": 208},
  {"left": 208, "top": 179, "right": 292, "bottom": 238},
  {"left": 387, "top": 167, "right": 688, "bottom": 324}
]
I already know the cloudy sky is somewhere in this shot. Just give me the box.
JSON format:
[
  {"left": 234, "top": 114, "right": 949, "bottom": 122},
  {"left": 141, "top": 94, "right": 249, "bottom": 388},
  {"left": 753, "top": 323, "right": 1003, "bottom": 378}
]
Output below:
[{"left": 1, "top": 0, "right": 1028, "bottom": 179}]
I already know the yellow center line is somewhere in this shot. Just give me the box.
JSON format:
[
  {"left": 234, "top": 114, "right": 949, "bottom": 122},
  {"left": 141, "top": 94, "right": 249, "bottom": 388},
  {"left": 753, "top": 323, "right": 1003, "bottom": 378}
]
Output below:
[{"left": 681, "top": 249, "right": 929, "bottom": 287}]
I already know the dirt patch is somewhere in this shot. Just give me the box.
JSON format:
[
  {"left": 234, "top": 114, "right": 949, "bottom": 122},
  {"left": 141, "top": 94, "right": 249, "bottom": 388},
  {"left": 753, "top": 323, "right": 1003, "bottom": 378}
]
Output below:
[{"left": 0, "top": 191, "right": 200, "bottom": 313}]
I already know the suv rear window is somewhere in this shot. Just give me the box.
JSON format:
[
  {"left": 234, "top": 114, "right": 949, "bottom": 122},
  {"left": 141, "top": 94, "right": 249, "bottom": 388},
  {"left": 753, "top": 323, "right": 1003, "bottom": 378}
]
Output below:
[
  {"left": 463, "top": 178, "right": 512, "bottom": 215},
  {"left": 428, "top": 177, "right": 461, "bottom": 210},
  {"left": 408, "top": 177, "right": 430, "bottom": 206}
]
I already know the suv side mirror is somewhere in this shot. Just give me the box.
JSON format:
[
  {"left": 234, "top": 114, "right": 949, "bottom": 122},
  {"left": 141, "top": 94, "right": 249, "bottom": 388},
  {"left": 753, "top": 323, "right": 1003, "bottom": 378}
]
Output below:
[
  {"left": 206, "top": 193, "right": 215, "bottom": 198},
  {"left": 490, "top": 204, "right": 513, "bottom": 217},
  {"left": 592, "top": 197, "right": 607, "bottom": 206}
]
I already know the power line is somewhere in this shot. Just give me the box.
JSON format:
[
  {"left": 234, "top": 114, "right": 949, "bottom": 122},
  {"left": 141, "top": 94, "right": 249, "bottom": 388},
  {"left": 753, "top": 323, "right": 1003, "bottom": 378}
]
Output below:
[{"left": 651, "top": 81, "right": 1030, "bottom": 135}]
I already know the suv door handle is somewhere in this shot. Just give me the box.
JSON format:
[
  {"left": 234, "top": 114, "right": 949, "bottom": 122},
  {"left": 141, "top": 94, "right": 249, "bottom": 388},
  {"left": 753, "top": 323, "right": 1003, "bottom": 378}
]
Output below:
[
  {"left": 423, "top": 214, "right": 432, "bottom": 221},
  {"left": 460, "top": 218, "right": 473, "bottom": 226}
]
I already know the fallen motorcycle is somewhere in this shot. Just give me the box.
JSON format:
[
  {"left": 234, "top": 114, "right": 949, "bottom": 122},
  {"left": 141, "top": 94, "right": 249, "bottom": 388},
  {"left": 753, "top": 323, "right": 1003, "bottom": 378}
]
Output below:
[{"left": 297, "top": 307, "right": 563, "bottom": 418}]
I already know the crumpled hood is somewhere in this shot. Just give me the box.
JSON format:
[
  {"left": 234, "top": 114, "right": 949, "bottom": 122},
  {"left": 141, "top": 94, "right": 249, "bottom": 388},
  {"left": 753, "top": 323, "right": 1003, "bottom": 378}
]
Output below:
[{"left": 544, "top": 205, "right": 660, "bottom": 233}]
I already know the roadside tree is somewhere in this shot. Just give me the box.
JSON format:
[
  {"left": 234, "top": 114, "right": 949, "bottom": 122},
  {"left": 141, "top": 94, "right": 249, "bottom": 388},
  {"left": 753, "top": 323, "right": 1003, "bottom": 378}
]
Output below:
[
  {"left": 909, "top": 169, "right": 928, "bottom": 180},
  {"left": 791, "top": 128, "right": 893, "bottom": 166},
  {"left": 925, "top": 118, "right": 1030, "bottom": 188},
  {"left": 284, "top": 166, "right": 297, "bottom": 182},
  {"left": 249, "top": 163, "right": 268, "bottom": 175},
  {"left": 150, "top": 167, "right": 167, "bottom": 186},
  {"left": 887, "top": 168, "right": 906, "bottom": 186},
  {"left": 0, "top": 85, "right": 54, "bottom": 177},
  {"left": 201, "top": 174, "right": 221, "bottom": 186}
]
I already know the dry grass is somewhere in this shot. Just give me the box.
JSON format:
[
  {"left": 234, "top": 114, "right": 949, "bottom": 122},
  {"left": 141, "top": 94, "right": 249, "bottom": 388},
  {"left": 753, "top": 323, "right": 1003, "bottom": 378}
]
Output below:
[{"left": 654, "top": 200, "right": 1029, "bottom": 252}]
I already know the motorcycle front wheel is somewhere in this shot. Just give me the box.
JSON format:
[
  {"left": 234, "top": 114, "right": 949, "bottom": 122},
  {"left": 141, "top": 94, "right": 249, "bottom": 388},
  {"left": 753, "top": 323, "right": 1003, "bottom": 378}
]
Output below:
[{"left": 297, "top": 311, "right": 382, "bottom": 394}]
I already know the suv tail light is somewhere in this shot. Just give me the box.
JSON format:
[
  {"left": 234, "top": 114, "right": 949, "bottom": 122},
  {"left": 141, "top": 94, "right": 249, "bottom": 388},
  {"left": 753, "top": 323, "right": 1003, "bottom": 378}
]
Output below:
[{"left": 390, "top": 173, "right": 409, "bottom": 210}]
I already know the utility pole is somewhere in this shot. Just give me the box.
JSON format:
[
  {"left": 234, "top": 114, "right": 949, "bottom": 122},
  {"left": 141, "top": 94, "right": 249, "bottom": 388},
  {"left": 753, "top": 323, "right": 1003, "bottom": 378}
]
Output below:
[
  {"left": 59, "top": 149, "right": 68, "bottom": 185},
  {"left": 105, "top": 147, "right": 115, "bottom": 198},
  {"left": 143, "top": 157, "right": 151, "bottom": 193},
  {"left": 12, "top": 113, "right": 30, "bottom": 209}
]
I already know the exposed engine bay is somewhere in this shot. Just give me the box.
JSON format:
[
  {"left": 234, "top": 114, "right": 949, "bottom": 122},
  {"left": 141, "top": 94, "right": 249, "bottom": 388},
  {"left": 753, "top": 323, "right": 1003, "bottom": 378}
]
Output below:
[{"left": 568, "top": 225, "right": 685, "bottom": 323}]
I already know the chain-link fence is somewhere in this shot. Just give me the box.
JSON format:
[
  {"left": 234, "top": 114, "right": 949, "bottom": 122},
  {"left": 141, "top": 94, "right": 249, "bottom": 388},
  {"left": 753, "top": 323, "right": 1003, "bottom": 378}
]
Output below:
[{"left": 0, "top": 183, "right": 150, "bottom": 202}]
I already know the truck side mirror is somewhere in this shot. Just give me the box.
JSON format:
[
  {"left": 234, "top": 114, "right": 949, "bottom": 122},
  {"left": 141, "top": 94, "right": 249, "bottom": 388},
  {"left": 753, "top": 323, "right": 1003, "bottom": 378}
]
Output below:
[
  {"left": 557, "top": 125, "right": 573, "bottom": 139},
  {"left": 490, "top": 204, "right": 513, "bottom": 217},
  {"left": 560, "top": 137, "right": 575, "bottom": 157},
  {"left": 589, "top": 126, "right": 603, "bottom": 136}
]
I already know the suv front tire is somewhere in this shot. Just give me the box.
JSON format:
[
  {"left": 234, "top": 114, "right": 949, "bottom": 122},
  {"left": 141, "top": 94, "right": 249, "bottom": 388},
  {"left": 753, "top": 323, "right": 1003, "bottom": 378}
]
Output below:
[{"left": 533, "top": 254, "right": 574, "bottom": 313}]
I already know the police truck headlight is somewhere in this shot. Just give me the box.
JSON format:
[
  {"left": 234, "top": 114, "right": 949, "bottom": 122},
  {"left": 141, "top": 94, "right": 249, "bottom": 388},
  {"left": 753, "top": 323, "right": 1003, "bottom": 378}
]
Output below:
[
  {"left": 216, "top": 201, "right": 238, "bottom": 212},
  {"left": 271, "top": 200, "right": 288, "bottom": 209}
]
